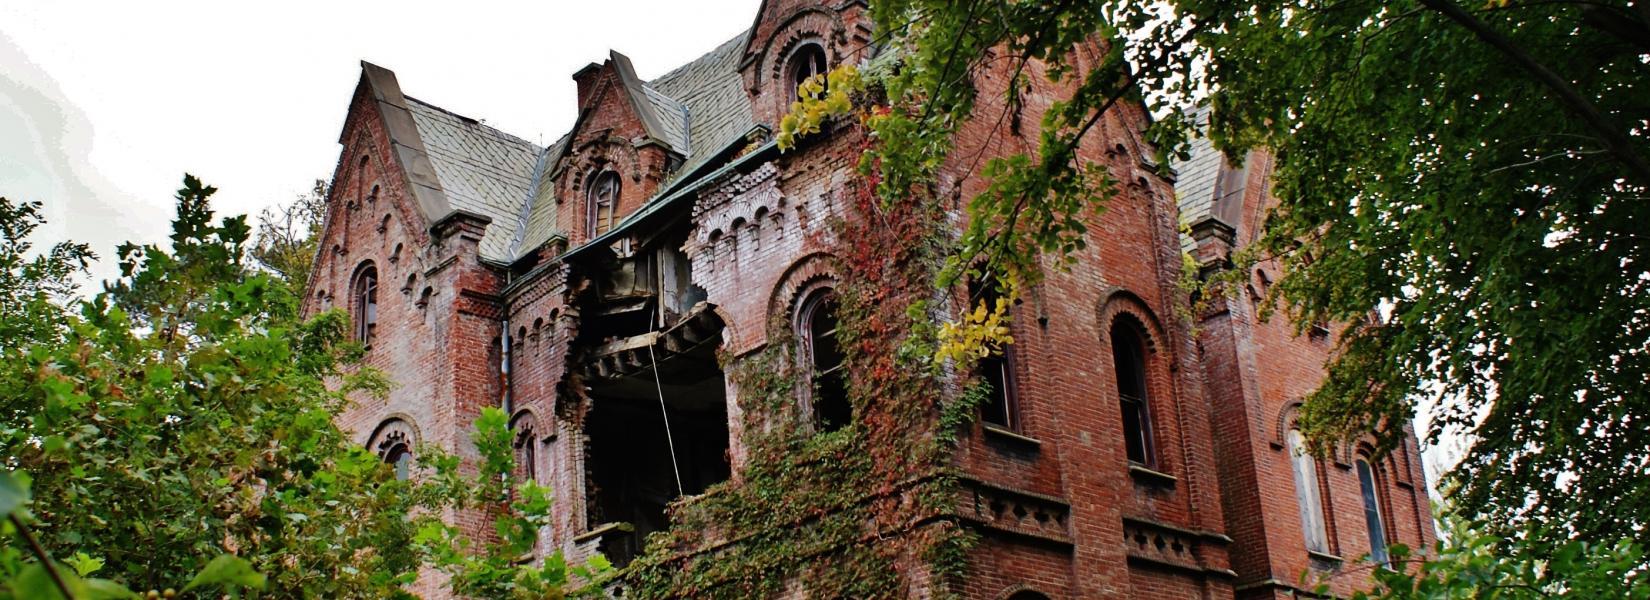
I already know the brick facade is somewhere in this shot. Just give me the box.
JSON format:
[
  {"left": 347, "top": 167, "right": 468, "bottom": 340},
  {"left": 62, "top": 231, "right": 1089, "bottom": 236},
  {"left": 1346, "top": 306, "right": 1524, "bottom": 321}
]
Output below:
[{"left": 304, "top": 2, "right": 1433, "bottom": 597}]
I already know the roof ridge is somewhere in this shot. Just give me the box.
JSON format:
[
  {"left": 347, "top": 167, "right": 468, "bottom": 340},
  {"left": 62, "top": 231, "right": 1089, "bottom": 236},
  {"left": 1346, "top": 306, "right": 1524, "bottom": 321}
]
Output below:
[
  {"left": 648, "top": 30, "right": 750, "bottom": 87},
  {"left": 404, "top": 94, "right": 542, "bottom": 151}
]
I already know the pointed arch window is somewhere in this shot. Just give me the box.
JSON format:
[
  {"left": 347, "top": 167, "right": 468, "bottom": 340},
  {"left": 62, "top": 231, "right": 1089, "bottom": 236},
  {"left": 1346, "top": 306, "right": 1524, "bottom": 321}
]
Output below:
[
  {"left": 1356, "top": 457, "right": 1391, "bottom": 564},
  {"left": 352, "top": 263, "right": 379, "bottom": 344},
  {"left": 788, "top": 42, "right": 828, "bottom": 102},
  {"left": 587, "top": 170, "right": 621, "bottom": 238},
  {"left": 971, "top": 278, "right": 1019, "bottom": 430},
  {"left": 1111, "top": 319, "right": 1154, "bottom": 465},
  {"left": 799, "top": 288, "right": 850, "bottom": 432},
  {"left": 1287, "top": 429, "right": 1330, "bottom": 553}
]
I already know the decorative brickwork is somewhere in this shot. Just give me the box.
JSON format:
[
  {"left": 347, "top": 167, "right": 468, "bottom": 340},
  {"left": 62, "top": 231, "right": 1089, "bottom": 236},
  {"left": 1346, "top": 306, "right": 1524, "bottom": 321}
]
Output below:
[{"left": 306, "top": 2, "right": 1433, "bottom": 597}]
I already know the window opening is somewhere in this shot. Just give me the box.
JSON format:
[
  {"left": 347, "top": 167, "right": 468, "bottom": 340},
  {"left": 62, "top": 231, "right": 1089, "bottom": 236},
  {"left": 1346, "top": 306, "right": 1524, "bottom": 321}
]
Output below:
[
  {"left": 1112, "top": 320, "right": 1154, "bottom": 465},
  {"left": 970, "top": 278, "right": 1018, "bottom": 430},
  {"left": 353, "top": 264, "right": 379, "bottom": 344},
  {"left": 1356, "top": 458, "right": 1390, "bottom": 564},
  {"left": 789, "top": 43, "right": 829, "bottom": 102},
  {"left": 801, "top": 290, "right": 850, "bottom": 431},
  {"left": 1288, "top": 429, "right": 1330, "bottom": 553},
  {"left": 587, "top": 170, "right": 621, "bottom": 238}
]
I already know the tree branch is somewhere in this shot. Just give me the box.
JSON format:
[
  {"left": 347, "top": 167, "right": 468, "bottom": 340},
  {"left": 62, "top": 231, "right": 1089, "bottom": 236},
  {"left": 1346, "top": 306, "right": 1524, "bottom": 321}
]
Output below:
[
  {"left": 10, "top": 514, "right": 73, "bottom": 599},
  {"left": 1418, "top": 0, "right": 1650, "bottom": 185}
]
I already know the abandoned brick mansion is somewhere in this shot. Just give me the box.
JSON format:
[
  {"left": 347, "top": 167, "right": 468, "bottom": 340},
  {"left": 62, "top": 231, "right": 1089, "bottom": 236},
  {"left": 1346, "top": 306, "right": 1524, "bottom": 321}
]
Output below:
[{"left": 302, "top": 1, "right": 1434, "bottom": 597}]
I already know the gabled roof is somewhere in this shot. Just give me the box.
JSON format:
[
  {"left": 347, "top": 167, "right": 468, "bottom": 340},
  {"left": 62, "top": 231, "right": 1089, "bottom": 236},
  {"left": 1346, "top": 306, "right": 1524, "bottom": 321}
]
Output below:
[
  {"left": 507, "top": 31, "right": 755, "bottom": 259},
  {"left": 357, "top": 30, "right": 756, "bottom": 265},
  {"left": 404, "top": 97, "right": 543, "bottom": 262}
]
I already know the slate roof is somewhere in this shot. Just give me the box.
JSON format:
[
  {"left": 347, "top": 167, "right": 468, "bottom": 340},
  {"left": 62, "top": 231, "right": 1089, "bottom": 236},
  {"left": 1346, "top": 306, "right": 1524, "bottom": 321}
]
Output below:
[
  {"left": 405, "top": 96, "right": 543, "bottom": 261},
  {"left": 1170, "top": 111, "right": 1225, "bottom": 253},
  {"left": 391, "top": 31, "right": 755, "bottom": 263},
  {"left": 508, "top": 31, "right": 755, "bottom": 259}
]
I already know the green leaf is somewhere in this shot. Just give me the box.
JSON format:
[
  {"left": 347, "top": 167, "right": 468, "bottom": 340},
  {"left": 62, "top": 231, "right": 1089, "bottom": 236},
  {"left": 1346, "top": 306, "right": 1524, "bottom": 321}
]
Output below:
[
  {"left": 0, "top": 471, "right": 30, "bottom": 516},
  {"left": 183, "top": 555, "right": 266, "bottom": 592}
]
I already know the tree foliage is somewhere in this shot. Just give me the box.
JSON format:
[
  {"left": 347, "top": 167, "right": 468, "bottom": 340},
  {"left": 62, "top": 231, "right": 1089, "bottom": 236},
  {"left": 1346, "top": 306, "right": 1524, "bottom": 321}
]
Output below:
[
  {"left": 0, "top": 177, "right": 603, "bottom": 598},
  {"left": 250, "top": 179, "right": 327, "bottom": 288},
  {"left": 795, "top": 0, "right": 1650, "bottom": 559},
  {"left": 1336, "top": 507, "right": 1650, "bottom": 599}
]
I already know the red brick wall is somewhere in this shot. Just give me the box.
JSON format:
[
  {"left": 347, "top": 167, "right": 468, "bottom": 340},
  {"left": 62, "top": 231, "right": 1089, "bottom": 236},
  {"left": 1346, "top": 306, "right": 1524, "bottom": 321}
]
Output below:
[{"left": 310, "top": 2, "right": 1434, "bottom": 597}]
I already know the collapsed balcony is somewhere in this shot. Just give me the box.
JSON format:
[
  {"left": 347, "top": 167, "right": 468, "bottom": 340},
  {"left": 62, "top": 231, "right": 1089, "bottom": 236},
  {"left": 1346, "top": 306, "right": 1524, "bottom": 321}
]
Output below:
[{"left": 572, "top": 238, "right": 730, "bottom": 567}]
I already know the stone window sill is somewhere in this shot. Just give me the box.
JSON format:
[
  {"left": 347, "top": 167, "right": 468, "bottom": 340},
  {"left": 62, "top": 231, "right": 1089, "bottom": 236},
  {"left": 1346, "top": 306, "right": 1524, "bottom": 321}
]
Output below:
[
  {"left": 1308, "top": 549, "right": 1344, "bottom": 566},
  {"left": 1128, "top": 463, "right": 1177, "bottom": 487},
  {"left": 982, "top": 424, "right": 1041, "bottom": 450}
]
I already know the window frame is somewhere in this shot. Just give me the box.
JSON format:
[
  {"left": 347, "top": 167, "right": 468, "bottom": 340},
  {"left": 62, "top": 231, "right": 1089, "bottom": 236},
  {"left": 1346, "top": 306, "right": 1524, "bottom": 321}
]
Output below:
[
  {"left": 1110, "top": 318, "right": 1157, "bottom": 467},
  {"left": 797, "top": 286, "right": 850, "bottom": 432},
  {"left": 586, "top": 170, "right": 621, "bottom": 239},
  {"left": 969, "top": 277, "right": 1020, "bottom": 431},
  {"left": 1287, "top": 429, "right": 1331, "bottom": 554},
  {"left": 1355, "top": 457, "right": 1391, "bottom": 565},
  {"left": 352, "top": 263, "right": 379, "bottom": 345},
  {"left": 787, "top": 42, "right": 829, "bottom": 103}
]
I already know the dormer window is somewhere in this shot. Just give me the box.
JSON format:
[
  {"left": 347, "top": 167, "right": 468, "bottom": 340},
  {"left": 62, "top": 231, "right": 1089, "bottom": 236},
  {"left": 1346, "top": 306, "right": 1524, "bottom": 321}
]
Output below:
[
  {"left": 587, "top": 170, "right": 621, "bottom": 239},
  {"left": 788, "top": 42, "right": 828, "bottom": 102}
]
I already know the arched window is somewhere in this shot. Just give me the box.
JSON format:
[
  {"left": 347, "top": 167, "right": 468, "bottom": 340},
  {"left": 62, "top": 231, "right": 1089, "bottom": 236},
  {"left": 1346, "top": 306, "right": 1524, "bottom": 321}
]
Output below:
[
  {"left": 1356, "top": 457, "right": 1390, "bottom": 564},
  {"left": 352, "top": 263, "right": 379, "bottom": 344},
  {"left": 372, "top": 421, "right": 417, "bottom": 482},
  {"left": 513, "top": 419, "right": 538, "bottom": 485},
  {"left": 788, "top": 42, "right": 828, "bottom": 102},
  {"left": 384, "top": 442, "right": 412, "bottom": 481},
  {"left": 586, "top": 170, "right": 621, "bottom": 238},
  {"left": 1004, "top": 592, "right": 1051, "bottom": 600},
  {"left": 1287, "top": 429, "right": 1329, "bottom": 553},
  {"left": 799, "top": 288, "right": 850, "bottom": 431},
  {"left": 971, "top": 277, "right": 1018, "bottom": 430},
  {"left": 1111, "top": 319, "right": 1154, "bottom": 465}
]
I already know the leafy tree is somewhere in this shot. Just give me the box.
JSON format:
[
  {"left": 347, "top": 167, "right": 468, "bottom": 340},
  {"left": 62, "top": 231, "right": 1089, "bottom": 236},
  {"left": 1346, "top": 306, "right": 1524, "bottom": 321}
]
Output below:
[
  {"left": 0, "top": 197, "right": 92, "bottom": 351},
  {"left": 1332, "top": 507, "right": 1650, "bottom": 599},
  {"left": 250, "top": 179, "right": 327, "bottom": 287},
  {"left": 788, "top": 0, "right": 1650, "bottom": 557},
  {"left": 0, "top": 176, "right": 603, "bottom": 598}
]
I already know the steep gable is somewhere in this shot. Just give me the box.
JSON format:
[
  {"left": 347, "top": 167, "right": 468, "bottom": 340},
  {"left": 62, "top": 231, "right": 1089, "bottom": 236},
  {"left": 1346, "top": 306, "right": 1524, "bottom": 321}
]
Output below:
[{"left": 404, "top": 97, "right": 541, "bottom": 262}]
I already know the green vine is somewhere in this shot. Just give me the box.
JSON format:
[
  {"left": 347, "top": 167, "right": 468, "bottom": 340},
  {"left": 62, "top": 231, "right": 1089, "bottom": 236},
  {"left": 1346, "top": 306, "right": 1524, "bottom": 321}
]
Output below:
[{"left": 623, "top": 120, "right": 982, "bottom": 596}]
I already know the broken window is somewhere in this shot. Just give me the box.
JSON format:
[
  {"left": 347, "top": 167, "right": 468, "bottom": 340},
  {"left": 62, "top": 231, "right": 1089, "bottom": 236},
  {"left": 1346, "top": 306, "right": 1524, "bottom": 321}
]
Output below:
[
  {"left": 1111, "top": 319, "right": 1154, "bottom": 465},
  {"left": 587, "top": 170, "right": 621, "bottom": 238},
  {"left": 789, "top": 42, "right": 828, "bottom": 102},
  {"left": 970, "top": 278, "right": 1019, "bottom": 430},
  {"left": 352, "top": 262, "right": 378, "bottom": 344},
  {"left": 800, "top": 289, "right": 850, "bottom": 432}
]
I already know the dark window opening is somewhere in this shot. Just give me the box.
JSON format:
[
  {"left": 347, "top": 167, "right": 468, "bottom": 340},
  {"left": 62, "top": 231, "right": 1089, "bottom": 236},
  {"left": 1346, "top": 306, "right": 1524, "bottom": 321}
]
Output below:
[
  {"left": 1356, "top": 458, "right": 1390, "bottom": 564},
  {"left": 586, "top": 170, "right": 621, "bottom": 239},
  {"left": 789, "top": 43, "right": 829, "bottom": 102},
  {"left": 1112, "top": 320, "right": 1154, "bottom": 465},
  {"left": 969, "top": 278, "right": 1019, "bottom": 430},
  {"left": 801, "top": 290, "right": 850, "bottom": 432},
  {"left": 384, "top": 443, "right": 412, "bottom": 481},
  {"left": 583, "top": 315, "right": 730, "bottom": 568},
  {"left": 353, "top": 264, "right": 379, "bottom": 344},
  {"left": 514, "top": 424, "right": 537, "bottom": 485}
]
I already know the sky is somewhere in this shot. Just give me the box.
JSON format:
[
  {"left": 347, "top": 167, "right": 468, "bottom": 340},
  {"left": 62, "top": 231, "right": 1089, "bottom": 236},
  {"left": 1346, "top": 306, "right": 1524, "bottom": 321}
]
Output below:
[{"left": 0, "top": 0, "right": 758, "bottom": 283}]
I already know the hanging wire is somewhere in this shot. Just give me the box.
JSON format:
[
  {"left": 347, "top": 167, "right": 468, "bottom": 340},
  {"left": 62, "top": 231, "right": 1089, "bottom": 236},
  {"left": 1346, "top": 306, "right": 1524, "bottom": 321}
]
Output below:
[{"left": 648, "top": 334, "right": 686, "bottom": 498}]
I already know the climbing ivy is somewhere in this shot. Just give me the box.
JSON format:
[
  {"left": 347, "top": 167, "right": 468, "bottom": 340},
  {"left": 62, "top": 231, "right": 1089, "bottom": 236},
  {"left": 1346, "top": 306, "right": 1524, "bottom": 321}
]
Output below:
[{"left": 625, "top": 116, "right": 983, "bottom": 596}]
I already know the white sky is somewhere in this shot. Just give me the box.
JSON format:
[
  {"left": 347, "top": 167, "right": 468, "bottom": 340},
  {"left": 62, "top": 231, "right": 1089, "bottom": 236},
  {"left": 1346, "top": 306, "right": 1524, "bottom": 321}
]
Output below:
[{"left": 0, "top": 0, "right": 758, "bottom": 283}]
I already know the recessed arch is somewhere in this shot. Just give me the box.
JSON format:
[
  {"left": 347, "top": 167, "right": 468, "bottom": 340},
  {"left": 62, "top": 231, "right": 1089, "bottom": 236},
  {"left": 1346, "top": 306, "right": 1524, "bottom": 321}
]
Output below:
[{"left": 767, "top": 252, "right": 841, "bottom": 332}]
